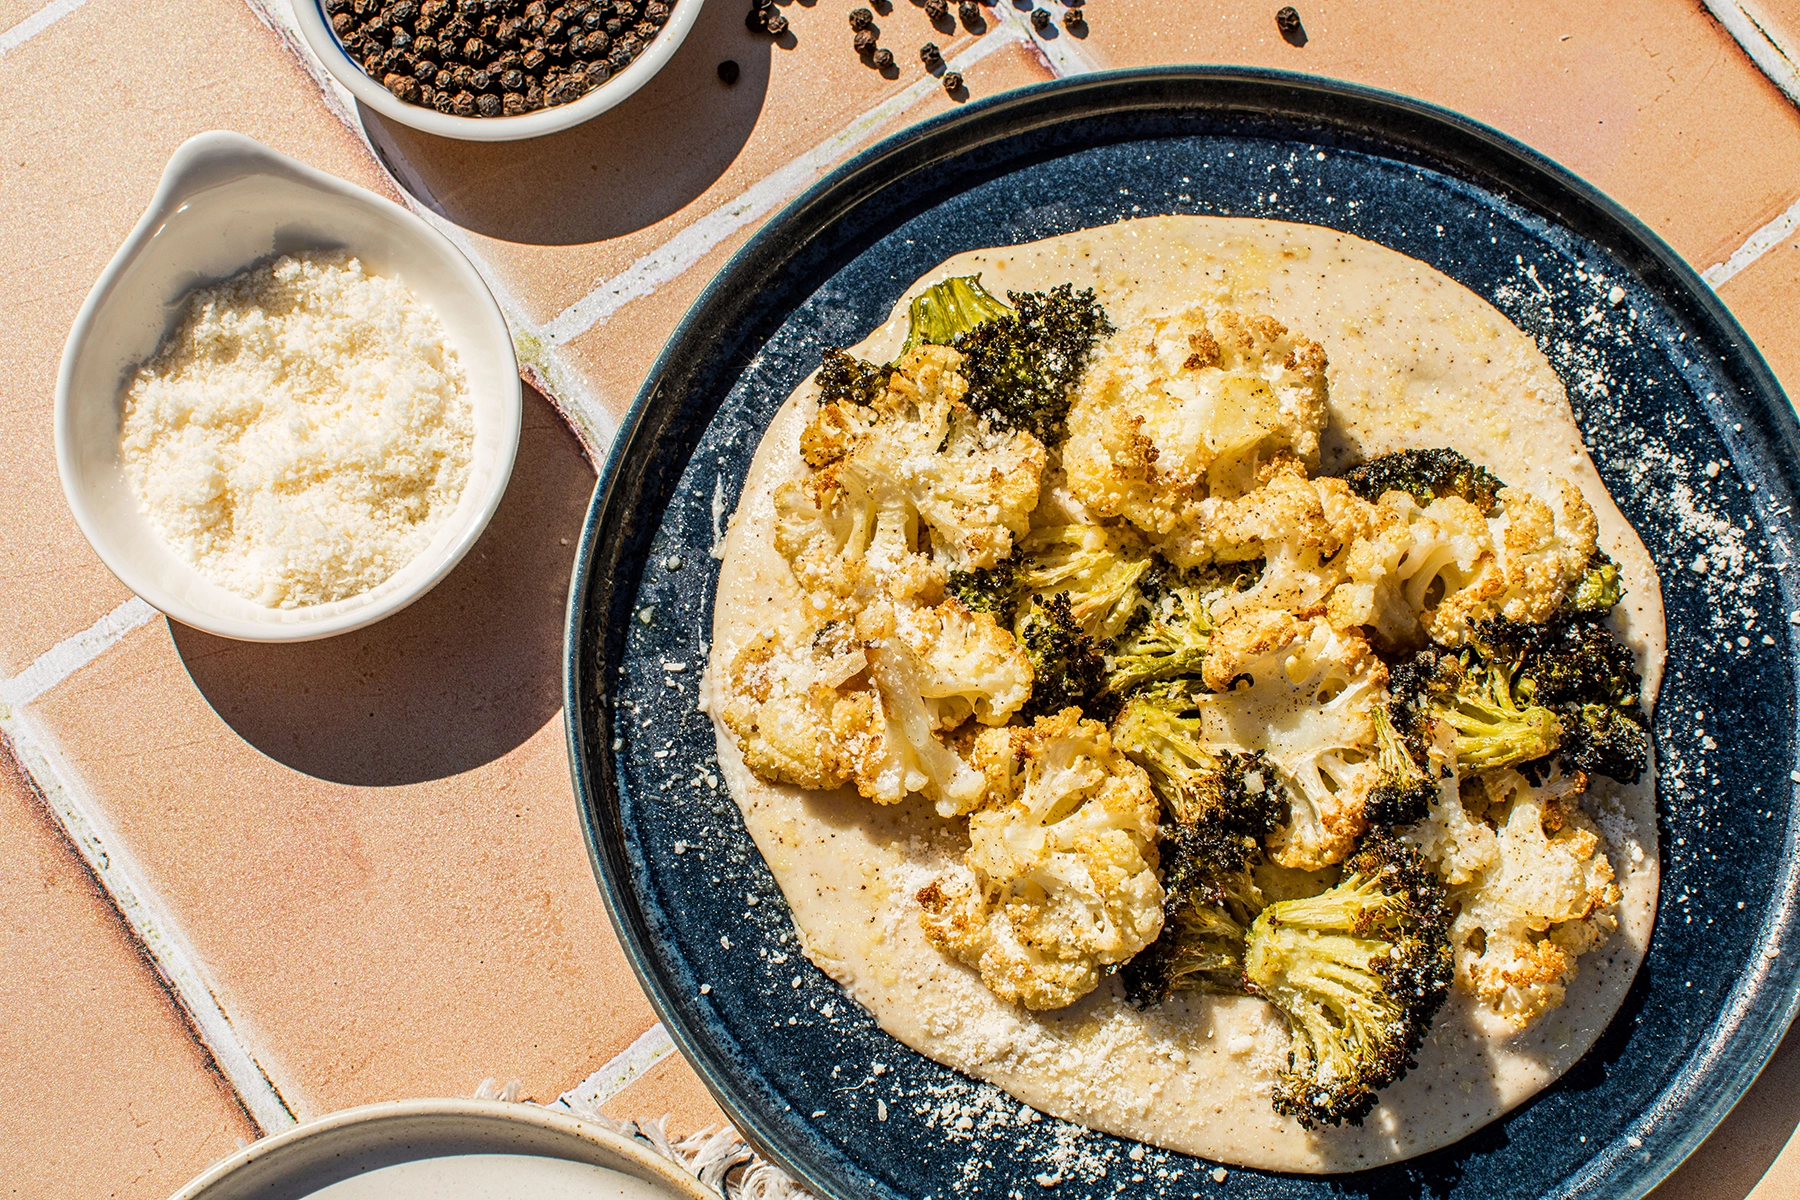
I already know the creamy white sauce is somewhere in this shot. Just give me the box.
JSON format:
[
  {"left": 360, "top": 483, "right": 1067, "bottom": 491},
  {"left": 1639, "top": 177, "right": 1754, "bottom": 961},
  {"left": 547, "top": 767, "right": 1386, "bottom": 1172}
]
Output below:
[{"left": 706, "top": 217, "right": 1664, "bottom": 1172}]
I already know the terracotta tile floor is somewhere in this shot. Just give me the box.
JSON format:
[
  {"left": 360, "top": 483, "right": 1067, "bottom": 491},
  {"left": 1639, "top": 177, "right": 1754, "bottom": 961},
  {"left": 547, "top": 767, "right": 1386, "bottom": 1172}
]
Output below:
[{"left": 6, "top": 0, "right": 1800, "bottom": 1196}]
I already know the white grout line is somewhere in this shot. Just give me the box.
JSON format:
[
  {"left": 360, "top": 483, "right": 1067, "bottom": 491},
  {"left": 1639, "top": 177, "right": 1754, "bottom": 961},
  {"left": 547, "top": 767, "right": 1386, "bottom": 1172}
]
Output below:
[
  {"left": 0, "top": 704, "right": 301, "bottom": 1133},
  {"left": 1703, "top": 191, "right": 1800, "bottom": 288},
  {"left": 538, "top": 27, "right": 1028, "bottom": 347},
  {"left": 550, "top": 1022, "right": 676, "bottom": 1112},
  {"left": 0, "top": 597, "right": 158, "bottom": 708},
  {"left": 0, "top": 0, "right": 91, "bottom": 56},
  {"left": 1705, "top": 0, "right": 1800, "bottom": 109}
]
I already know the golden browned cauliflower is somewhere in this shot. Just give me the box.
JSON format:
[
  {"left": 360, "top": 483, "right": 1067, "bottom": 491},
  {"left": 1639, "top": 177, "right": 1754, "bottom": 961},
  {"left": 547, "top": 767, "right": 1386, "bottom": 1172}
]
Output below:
[
  {"left": 719, "top": 622, "right": 887, "bottom": 794},
  {"left": 1188, "top": 617, "right": 1387, "bottom": 870},
  {"left": 917, "top": 709, "right": 1165, "bottom": 1009},
  {"left": 798, "top": 344, "right": 1046, "bottom": 573},
  {"left": 1061, "top": 307, "right": 1329, "bottom": 535},
  {"left": 1409, "top": 768, "right": 1621, "bottom": 1028},
  {"left": 1325, "top": 481, "right": 1599, "bottom": 649}
]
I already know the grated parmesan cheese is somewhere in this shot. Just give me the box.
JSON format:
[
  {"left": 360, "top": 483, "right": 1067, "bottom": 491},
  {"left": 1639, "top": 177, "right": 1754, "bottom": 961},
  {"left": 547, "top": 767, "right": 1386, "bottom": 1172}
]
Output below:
[{"left": 121, "top": 252, "right": 473, "bottom": 608}]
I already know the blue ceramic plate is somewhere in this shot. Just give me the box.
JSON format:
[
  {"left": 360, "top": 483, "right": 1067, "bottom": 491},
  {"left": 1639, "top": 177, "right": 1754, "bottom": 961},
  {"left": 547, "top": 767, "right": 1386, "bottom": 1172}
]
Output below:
[{"left": 565, "top": 68, "right": 1800, "bottom": 1200}]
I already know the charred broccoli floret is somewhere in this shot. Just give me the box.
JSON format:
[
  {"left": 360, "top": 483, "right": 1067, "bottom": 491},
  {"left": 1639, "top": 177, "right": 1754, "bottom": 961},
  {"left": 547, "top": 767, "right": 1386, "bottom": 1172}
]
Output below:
[
  {"left": 1105, "top": 583, "right": 1217, "bottom": 696},
  {"left": 1112, "top": 688, "right": 1285, "bottom": 881},
  {"left": 1122, "top": 867, "right": 1264, "bottom": 1006},
  {"left": 1566, "top": 550, "right": 1623, "bottom": 614},
  {"left": 1017, "top": 593, "right": 1108, "bottom": 719},
  {"left": 1393, "top": 644, "right": 1563, "bottom": 774},
  {"left": 1015, "top": 525, "right": 1160, "bottom": 643},
  {"left": 1364, "top": 703, "right": 1438, "bottom": 828},
  {"left": 902, "top": 274, "right": 1017, "bottom": 355},
  {"left": 1476, "top": 614, "right": 1650, "bottom": 783},
  {"left": 816, "top": 347, "right": 889, "bottom": 407},
  {"left": 1245, "top": 831, "right": 1453, "bottom": 1128},
  {"left": 1340, "top": 448, "right": 1506, "bottom": 515},
  {"left": 947, "top": 560, "right": 1019, "bottom": 625},
  {"left": 954, "top": 283, "right": 1113, "bottom": 445}
]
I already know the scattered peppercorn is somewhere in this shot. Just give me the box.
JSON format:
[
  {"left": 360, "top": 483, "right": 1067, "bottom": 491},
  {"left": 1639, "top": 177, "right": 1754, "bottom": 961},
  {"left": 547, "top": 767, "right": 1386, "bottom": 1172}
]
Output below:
[
  {"left": 330, "top": 0, "right": 678, "bottom": 115},
  {"left": 919, "top": 39, "right": 941, "bottom": 65},
  {"left": 872, "top": 46, "right": 893, "bottom": 68},
  {"left": 848, "top": 6, "right": 873, "bottom": 29},
  {"left": 1275, "top": 5, "right": 1306, "bottom": 45},
  {"left": 853, "top": 27, "right": 877, "bottom": 52},
  {"left": 1063, "top": 5, "right": 1082, "bottom": 27},
  {"left": 942, "top": 70, "right": 962, "bottom": 93},
  {"left": 750, "top": 4, "right": 787, "bottom": 34},
  {"left": 717, "top": 58, "right": 740, "bottom": 84},
  {"left": 923, "top": 0, "right": 946, "bottom": 18},
  {"left": 1029, "top": 6, "right": 1049, "bottom": 28},
  {"left": 957, "top": 0, "right": 978, "bottom": 25}
]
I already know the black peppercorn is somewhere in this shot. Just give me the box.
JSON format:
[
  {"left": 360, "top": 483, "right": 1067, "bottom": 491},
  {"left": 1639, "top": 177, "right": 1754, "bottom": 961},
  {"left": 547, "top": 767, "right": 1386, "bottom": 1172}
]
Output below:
[
  {"left": 717, "top": 57, "right": 739, "bottom": 84},
  {"left": 919, "top": 40, "right": 940, "bottom": 64},
  {"left": 332, "top": 11, "right": 354, "bottom": 32},
  {"left": 1029, "top": 6, "right": 1048, "bottom": 28},
  {"left": 957, "top": 1, "right": 978, "bottom": 26},
  {"left": 391, "top": 27, "right": 412, "bottom": 47},
  {"left": 1062, "top": 5, "right": 1080, "bottom": 26},
  {"left": 383, "top": 71, "right": 421, "bottom": 100},
  {"left": 451, "top": 89, "right": 476, "bottom": 114},
  {"left": 469, "top": 68, "right": 491, "bottom": 89},
  {"left": 498, "top": 66, "right": 524, "bottom": 88},
  {"left": 872, "top": 46, "right": 893, "bottom": 68},
  {"left": 1275, "top": 5, "right": 1305, "bottom": 45},
  {"left": 390, "top": 0, "right": 416, "bottom": 20},
  {"left": 923, "top": 0, "right": 945, "bottom": 18},
  {"left": 852, "top": 27, "right": 875, "bottom": 52},
  {"left": 502, "top": 90, "right": 525, "bottom": 113},
  {"left": 476, "top": 91, "right": 502, "bottom": 114},
  {"left": 414, "top": 34, "right": 437, "bottom": 55},
  {"left": 942, "top": 69, "right": 962, "bottom": 93},
  {"left": 761, "top": 8, "right": 786, "bottom": 33},
  {"left": 644, "top": 1, "right": 668, "bottom": 21},
  {"left": 413, "top": 57, "right": 438, "bottom": 79},
  {"left": 848, "top": 6, "right": 872, "bottom": 28},
  {"left": 432, "top": 89, "right": 454, "bottom": 111},
  {"left": 522, "top": 46, "right": 545, "bottom": 68}
]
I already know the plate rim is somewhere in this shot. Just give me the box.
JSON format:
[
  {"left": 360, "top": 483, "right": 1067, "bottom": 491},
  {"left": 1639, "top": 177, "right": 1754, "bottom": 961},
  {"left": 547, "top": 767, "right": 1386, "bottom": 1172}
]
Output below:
[{"left": 564, "top": 64, "right": 1800, "bottom": 1200}]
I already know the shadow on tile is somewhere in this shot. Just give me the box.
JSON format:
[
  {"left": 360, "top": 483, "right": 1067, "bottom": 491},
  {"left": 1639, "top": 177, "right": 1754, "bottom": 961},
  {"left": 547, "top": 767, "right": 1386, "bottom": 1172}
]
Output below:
[
  {"left": 171, "top": 385, "right": 596, "bottom": 786},
  {"left": 1649, "top": 1014, "right": 1800, "bottom": 1199},
  {"left": 362, "top": 0, "right": 776, "bottom": 245}
]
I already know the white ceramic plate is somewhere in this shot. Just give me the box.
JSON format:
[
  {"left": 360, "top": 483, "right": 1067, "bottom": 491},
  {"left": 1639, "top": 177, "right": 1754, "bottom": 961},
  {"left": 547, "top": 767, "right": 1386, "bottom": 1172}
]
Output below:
[
  {"left": 170, "top": 1100, "right": 712, "bottom": 1200},
  {"left": 56, "top": 131, "right": 521, "bottom": 642},
  {"left": 293, "top": 0, "right": 705, "bottom": 143}
]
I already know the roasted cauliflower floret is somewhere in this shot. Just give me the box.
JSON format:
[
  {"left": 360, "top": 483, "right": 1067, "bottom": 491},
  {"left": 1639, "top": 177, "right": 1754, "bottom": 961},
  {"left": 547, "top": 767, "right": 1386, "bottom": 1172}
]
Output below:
[
  {"left": 917, "top": 709, "right": 1165, "bottom": 1010},
  {"left": 798, "top": 344, "right": 1046, "bottom": 573},
  {"left": 719, "top": 623, "right": 887, "bottom": 794},
  {"left": 722, "top": 597, "right": 1019, "bottom": 812},
  {"left": 890, "top": 598, "right": 1033, "bottom": 730},
  {"left": 772, "top": 462, "right": 942, "bottom": 617},
  {"left": 1063, "top": 307, "right": 1329, "bottom": 534},
  {"left": 1151, "top": 457, "right": 1379, "bottom": 622},
  {"left": 1490, "top": 481, "right": 1599, "bottom": 626},
  {"left": 1186, "top": 617, "right": 1387, "bottom": 871},
  {"left": 1412, "top": 769, "right": 1621, "bottom": 1029},
  {"left": 1327, "top": 491, "right": 1494, "bottom": 651},
  {"left": 1325, "top": 480, "right": 1600, "bottom": 649}
]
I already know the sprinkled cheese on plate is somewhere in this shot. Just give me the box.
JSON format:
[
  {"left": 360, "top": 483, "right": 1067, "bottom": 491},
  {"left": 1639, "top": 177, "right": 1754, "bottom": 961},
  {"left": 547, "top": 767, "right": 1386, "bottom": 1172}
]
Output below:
[{"left": 121, "top": 251, "right": 473, "bottom": 608}]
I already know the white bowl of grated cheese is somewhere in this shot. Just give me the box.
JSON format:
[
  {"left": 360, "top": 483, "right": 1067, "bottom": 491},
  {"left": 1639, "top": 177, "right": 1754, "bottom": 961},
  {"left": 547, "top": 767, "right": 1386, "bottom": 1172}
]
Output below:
[{"left": 56, "top": 131, "right": 522, "bottom": 642}]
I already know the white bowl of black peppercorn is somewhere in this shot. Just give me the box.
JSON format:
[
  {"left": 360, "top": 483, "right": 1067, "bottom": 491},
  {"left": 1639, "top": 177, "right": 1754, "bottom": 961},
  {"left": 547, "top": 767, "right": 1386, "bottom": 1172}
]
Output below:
[{"left": 296, "top": 0, "right": 702, "bottom": 142}]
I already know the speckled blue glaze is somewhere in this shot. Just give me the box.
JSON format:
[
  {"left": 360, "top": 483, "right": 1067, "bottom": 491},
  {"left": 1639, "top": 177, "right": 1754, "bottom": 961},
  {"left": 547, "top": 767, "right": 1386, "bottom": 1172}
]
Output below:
[{"left": 565, "top": 69, "right": 1800, "bottom": 1200}]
